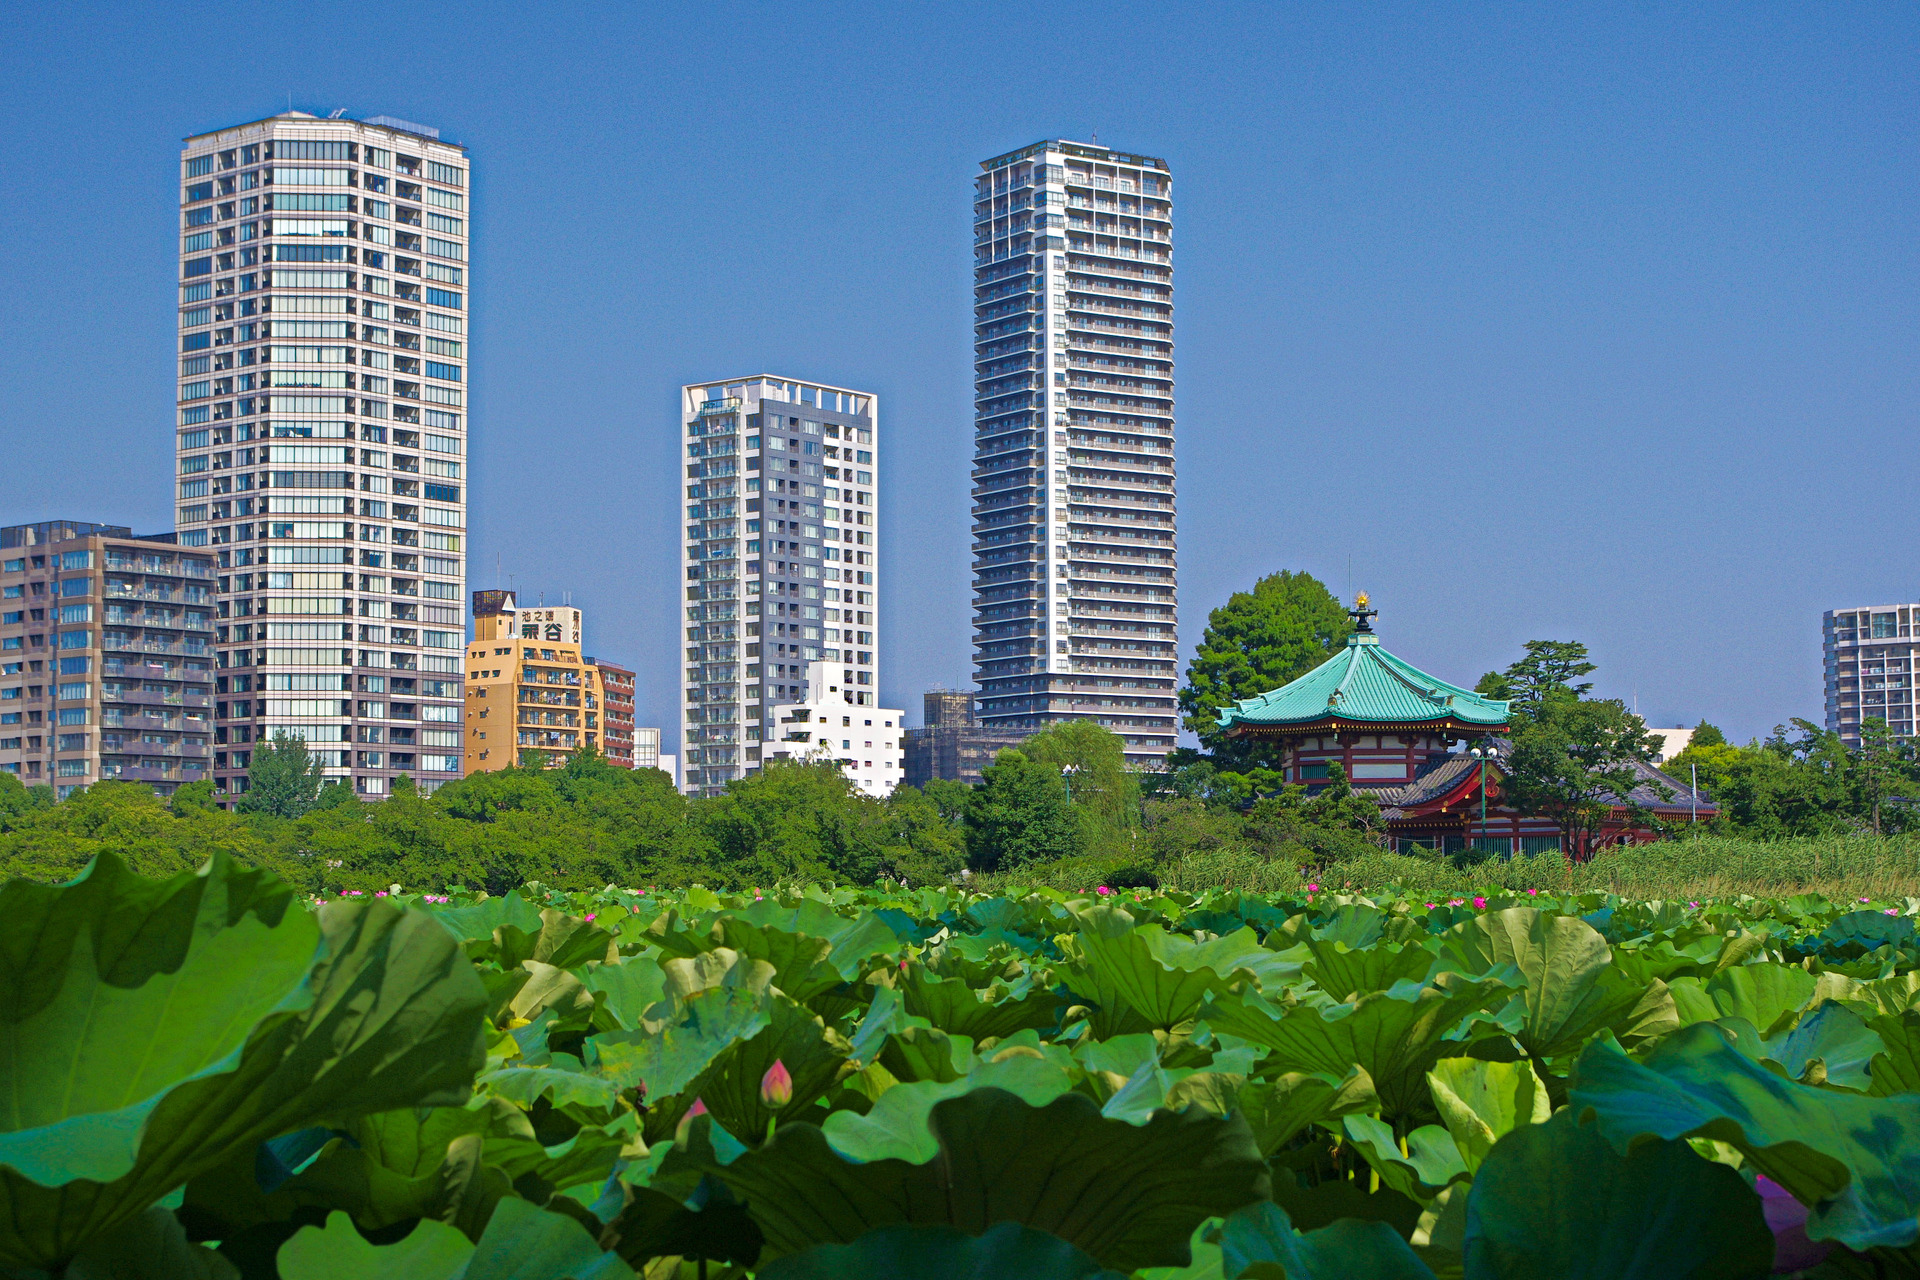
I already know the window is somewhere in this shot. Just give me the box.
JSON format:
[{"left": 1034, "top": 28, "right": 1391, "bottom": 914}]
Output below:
[
  {"left": 185, "top": 182, "right": 214, "bottom": 204},
  {"left": 273, "top": 244, "right": 348, "bottom": 263},
  {"left": 426, "top": 161, "right": 463, "bottom": 186},
  {"left": 271, "top": 167, "right": 349, "bottom": 186},
  {"left": 424, "top": 361, "right": 460, "bottom": 382},
  {"left": 272, "top": 218, "right": 350, "bottom": 237},
  {"left": 425, "top": 213, "right": 462, "bottom": 235},
  {"left": 57, "top": 707, "right": 89, "bottom": 725},
  {"left": 424, "top": 288, "right": 461, "bottom": 310},
  {"left": 365, "top": 148, "right": 391, "bottom": 169},
  {"left": 183, "top": 257, "right": 212, "bottom": 278},
  {"left": 59, "top": 604, "right": 92, "bottom": 623},
  {"left": 57, "top": 682, "right": 89, "bottom": 700},
  {"left": 273, "top": 192, "right": 351, "bottom": 212},
  {"left": 423, "top": 263, "right": 460, "bottom": 284},
  {"left": 183, "top": 231, "right": 213, "bottom": 252},
  {"left": 275, "top": 140, "right": 350, "bottom": 160},
  {"left": 185, "top": 155, "right": 214, "bottom": 178}
]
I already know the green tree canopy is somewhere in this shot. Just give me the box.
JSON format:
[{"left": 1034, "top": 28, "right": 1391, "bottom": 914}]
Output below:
[
  {"left": 1019, "top": 720, "right": 1138, "bottom": 850},
  {"left": 236, "top": 733, "right": 328, "bottom": 819},
  {"left": 1179, "top": 570, "right": 1352, "bottom": 769},
  {"left": 967, "top": 749, "right": 1082, "bottom": 872},
  {"left": 1689, "top": 719, "right": 1727, "bottom": 749},
  {"left": 1475, "top": 640, "right": 1595, "bottom": 718}
]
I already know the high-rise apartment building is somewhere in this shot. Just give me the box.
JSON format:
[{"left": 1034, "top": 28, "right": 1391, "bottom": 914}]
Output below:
[
  {"left": 1823, "top": 604, "right": 1920, "bottom": 746},
  {"left": 175, "top": 112, "right": 470, "bottom": 800},
  {"left": 680, "top": 377, "right": 880, "bottom": 797},
  {"left": 0, "top": 521, "right": 216, "bottom": 798},
  {"left": 465, "top": 592, "right": 602, "bottom": 770},
  {"left": 970, "top": 141, "right": 1179, "bottom": 766}
]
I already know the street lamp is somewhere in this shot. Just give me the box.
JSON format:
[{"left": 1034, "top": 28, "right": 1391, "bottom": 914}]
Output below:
[{"left": 1469, "top": 745, "right": 1490, "bottom": 855}]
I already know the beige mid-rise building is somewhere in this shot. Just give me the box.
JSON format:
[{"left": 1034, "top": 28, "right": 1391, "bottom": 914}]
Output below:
[
  {"left": 464, "top": 591, "right": 606, "bottom": 770},
  {"left": 0, "top": 521, "right": 216, "bottom": 798}
]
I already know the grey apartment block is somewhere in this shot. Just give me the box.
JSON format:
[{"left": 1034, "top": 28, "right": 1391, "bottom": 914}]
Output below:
[
  {"left": 0, "top": 521, "right": 216, "bottom": 798},
  {"left": 174, "top": 112, "right": 469, "bottom": 802},
  {"left": 970, "top": 140, "right": 1178, "bottom": 766},
  {"left": 679, "top": 377, "right": 880, "bottom": 798},
  {"left": 1824, "top": 604, "right": 1920, "bottom": 747}
]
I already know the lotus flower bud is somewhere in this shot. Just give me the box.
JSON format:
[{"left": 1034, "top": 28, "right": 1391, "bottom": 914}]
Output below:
[
  {"left": 675, "top": 1097, "right": 708, "bottom": 1146},
  {"left": 760, "top": 1060, "right": 794, "bottom": 1110}
]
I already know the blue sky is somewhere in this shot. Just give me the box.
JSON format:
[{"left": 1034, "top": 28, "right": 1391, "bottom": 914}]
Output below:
[{"left": 1, "top": 3, "right": 1914, "bottom": 748}]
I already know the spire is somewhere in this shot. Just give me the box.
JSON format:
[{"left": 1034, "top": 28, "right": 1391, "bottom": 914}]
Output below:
[{"left": 1349, "top": 591, "right": 1378, "bottom": 635}]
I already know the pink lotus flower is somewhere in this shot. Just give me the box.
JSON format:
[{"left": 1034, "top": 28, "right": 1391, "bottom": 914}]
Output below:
[
  {"left": 760, "top": 1060, "right": 794, "bottom": 1109},
  {"left": 1424, "top": 902, "right": 1436, "bottom": 909},
  {"left": 1306, "top": 883, "right": 1320, "bottom": 892},
  {"left": 584, "top": 913, "right": 597, "bottom": 921},
  {"left": 1096, "top": 886, "right": 1113, "bottom": 896},
  {"left": 1448, "top": 898, "right": 1465, "bottom": 907},
  {"left": 1472, "top": 896, "right": 1487, "bottom": 909},
  {"left": 675, "top": 1097, "right": 708, "bottom": 1146},
  {"left": 1887, "top": 909, "right": 1900, "bottom": 916},
  {"left": 1757, "top": 1177, "right": 1829, "bottom": 1272},
  {"left": 1527, "top": 889, "right": 1538, "bottom": 896},
  {"left": 1690, "top": 901, "right": 1700, "bottom": 909},
  {"left": 1861, "top": 897, "right": 1871, "bottom": 903}
]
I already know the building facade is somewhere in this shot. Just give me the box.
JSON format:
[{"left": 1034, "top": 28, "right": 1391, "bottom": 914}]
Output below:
[
  {"left": 902, "top": 688, "right": 1026, "bottom": 787},
  {"left": 1, "top": 521, "right": 216, "bottom": 798},
  {"left": 633, "top": 726, "right": 662, "bottom": 772},
  {"left": 176, "top": 111, "right": 469, "bottom": 800},
  {"left": 970, "top": 140, "right": 1179, "bottom": 767},
  {"left": 763, "top": 660, "right": 904, "bottom": 796},
  {"left": 464, "top": 592, "right": 602, "bottom": 770},
  {"left": 590, "top": 657, "right": 636, "bottom": 766},
  {"left": 680, "top": 377, "right": 880, "bottom": 797},
  {"left": 1823, "top": 604, "right": 1920, "bottom": 746}
]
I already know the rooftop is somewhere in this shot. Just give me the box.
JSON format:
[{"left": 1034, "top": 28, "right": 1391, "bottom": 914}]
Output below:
[{"left": 1219, "top": 611, "right": 1510, "bottom": 735}]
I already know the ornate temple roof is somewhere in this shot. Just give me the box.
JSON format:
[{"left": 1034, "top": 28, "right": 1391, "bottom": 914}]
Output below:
[{"left": 1218, "top": 604, "right": 1511, "bottom": 736}]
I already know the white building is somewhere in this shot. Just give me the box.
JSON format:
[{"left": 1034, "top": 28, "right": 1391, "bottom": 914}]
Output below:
[
  {"left": 763, "top": 661, "right": 903, "bottom": 796},
  {"left": 679, "top": 377, "right": 879, "bottom": 797},
  {"left": 969, "top": 140, "right": 1178, "bottom": 766},
  {"left": 175, "top": 112, "right": 469, "bottom": 801}
]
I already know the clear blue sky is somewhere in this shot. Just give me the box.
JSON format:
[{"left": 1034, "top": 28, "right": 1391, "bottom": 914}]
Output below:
[{"left": 2, "top": 3, "right": 1914, "bottom": 749}]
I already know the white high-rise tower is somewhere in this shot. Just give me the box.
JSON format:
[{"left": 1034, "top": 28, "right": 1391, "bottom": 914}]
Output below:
[
  {"left": 679, "top": 377, "right": 881, "bottom": 797},
  {"left": 970, "top": 141, "right": 1178, "bottom": 765},
  {"left": 175, "top": 112, "right": 470, "bottom": 802}
]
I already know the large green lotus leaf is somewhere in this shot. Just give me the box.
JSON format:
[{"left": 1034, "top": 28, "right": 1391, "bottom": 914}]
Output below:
[
  {"left": 1763, "top": 1000, "right": 1885, "bottom": 1091},
  {"left": 880, "top": 1025, "right": 977, "bottom": 1085},
  {"left": 494, "top": 909, "right": 615, "bottom": 972},
  {"left": 1301, "top": 938, "right": 1434, "bottom": 1001},
  {"left": 1205, "top": 972, "right": 1512, "bottom": 1123},
  {"left": 590, "top": 975, "right": 773, "bottom": 1101},
  {"left": 1235, "top": 1067, "right": 1376, "bottom": 1155},
  {"left": 1215, "top": 1199, "right": 1437, "bottom": 1280},
  {"left": 506, "top": 961, "right": 596, "bottom": 1028},
  {"left": 278, "top": 1196, "right": 635, "bottom": 1280},
  {"left": 599, "top": 1181, "right": 764, "bottom": 1269},
  {"left": 680, "top": 1085, "right": 1270, "bottom": 1272},
  {"left": 1426, "top": 1057, "right": 1550, "bottom": 1172},
  {"left": 899, "top": 965, "right": 1061, "bottom": 1041},
  {"left": 0, "top": 852, "right": 314, "bottom": 1186},
  {"left": 1668, "top": 963, "right": 1817, "bottom": 1037},
  {"left": 1869, "top": 1010, "right": 1920, "bottom": 1096},
  {"left": 657, "top": 947, "right": 778, "bottom": 1005},
  {"left": 1436, "top": 907, "right": 1674, "bottom": 1060},
  {"left": 0, "top": 858, "right": 488, "bottom": 1271},
  {"left": 727, "top": 898, "right": 903, "bottom": 980},
  {"left": 481, "top": 1064, "right": 624, "bottom": 1114},
  {"left": 62, "top": 1205, "right": 241, "bottom": 1280},
  {"left": 1570, "top": 1022, "right": 1920, "bottom": 1250},
  {"left": 431, "top": 890, "right": 547, "bottom": 944},
  {"left": 820, "top": 1056, "right": 1077, "bottom": 1164},
  {"left": 581, "top": 956, "right": 669, "bottom": 1033},
  {"left": 1066, "top": 908, "right": 1298, "bottom": 1032},
  {"left": 712, "top": 919, "right": 843, "bottom": 1003},
  {"left": 687, "top": 990, "right": 853, "bottom": 1139},
  {"left": 756, "top": 1222, "right": 1123, "bottom": 1280},
  {"left": 1342, "top": 1115, "right": 1469, "bottom": 1203},
  {"left": 1462, "top": 1109, "right": 1775, "bottom": 1279}
]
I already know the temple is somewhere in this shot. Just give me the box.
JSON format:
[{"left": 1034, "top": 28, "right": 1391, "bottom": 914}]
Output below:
[{"left": 1216, "top": 595, "right": 1714, "bottom": 857}]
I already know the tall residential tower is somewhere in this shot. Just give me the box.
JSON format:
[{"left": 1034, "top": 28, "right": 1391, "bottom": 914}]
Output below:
[
  {"left": 970, "top": 141, "right": 1178, "bottom": 765},
  {"left": 680, "top": 377, "right": 880, "bottom": 797},
  {"left": 175, "top": 112, "right": 470, "bottom": 801}
]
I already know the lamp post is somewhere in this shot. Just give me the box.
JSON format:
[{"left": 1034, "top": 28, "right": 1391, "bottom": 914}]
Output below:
[{"left": 1469, "top": 746, "right": 1486, "bottom": 854}]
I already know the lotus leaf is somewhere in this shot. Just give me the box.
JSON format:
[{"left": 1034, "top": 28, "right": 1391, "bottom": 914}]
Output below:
[
  {"left": 1462, "top": 1109, "right": 1775, "bottom": 1279},
  {"left": 1214, "top": 1199, "right": 1437, "bottom": 1280},
  {"left": 1425, "top": 1057, "right": 1550, "bottom": 1171},
  {"left": 756, "top": 1221, "right": 1124, "bottom": 1280}
]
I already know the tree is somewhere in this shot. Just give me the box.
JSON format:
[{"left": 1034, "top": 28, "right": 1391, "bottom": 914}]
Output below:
[
  {"left": 1483, "top": 641, "right": 1664, "bottom": 858},
  {"left": 967, "top": 749, "right": 1082, "bottom": 872},
  {"left": 1851, "top": 717, "right": 1920, "bottom": 835},
  {"left": 0, "top": 770, "right": 55, "bottom": 830},
  {"left": 1180, "top": 570, "right": 1352, "bottom": 769},
  {"left": 236, "top": 733, "right": 328, "bottom": 819},
  {"left": 168, "top": 779, "right": 217, "bottom": 817},
  {"left": 1476, "top": 640, "right": 1595, "bottom": 717},
  {"left": 1019, "top": 719, "right": 1139, "bottom": 850},
  {"left": 1690, "top": 719, "right": 1727, "bottom": 749}
]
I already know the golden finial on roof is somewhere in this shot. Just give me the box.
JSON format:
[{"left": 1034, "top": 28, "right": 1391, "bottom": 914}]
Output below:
[
  {"left": 1349, "top": 592, "right": 1378, "bottom": 634},
  {"left": 1355, "top": 591, "right": 1369, "bottom": 608}
]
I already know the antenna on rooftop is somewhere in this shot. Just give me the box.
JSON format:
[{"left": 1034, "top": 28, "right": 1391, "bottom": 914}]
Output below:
[{"left": 328, "top": 107, "right": 348, "bottom": 119}]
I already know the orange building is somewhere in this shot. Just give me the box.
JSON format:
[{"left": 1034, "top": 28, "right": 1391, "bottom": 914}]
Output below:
[{"left": 464, "top": 590, "right": 602, "bottom": 771}]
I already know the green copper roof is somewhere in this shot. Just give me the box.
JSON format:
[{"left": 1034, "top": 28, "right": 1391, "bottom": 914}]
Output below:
[{"left": 1219, "top": 634, "right": 1511, "bottom": 732}]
